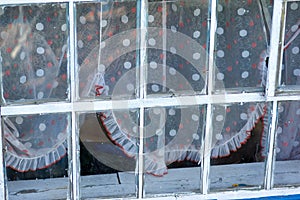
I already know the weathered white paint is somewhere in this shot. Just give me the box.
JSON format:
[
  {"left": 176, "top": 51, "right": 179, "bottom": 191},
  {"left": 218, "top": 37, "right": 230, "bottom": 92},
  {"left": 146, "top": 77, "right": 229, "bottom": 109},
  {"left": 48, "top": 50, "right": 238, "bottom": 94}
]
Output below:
[{"left": 7, "top": 160, "right": 300, "bottom": 200}]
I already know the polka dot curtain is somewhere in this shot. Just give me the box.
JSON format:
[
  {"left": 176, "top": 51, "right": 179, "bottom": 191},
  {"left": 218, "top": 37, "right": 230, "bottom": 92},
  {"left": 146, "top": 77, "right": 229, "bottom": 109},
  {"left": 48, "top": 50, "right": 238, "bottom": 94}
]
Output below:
[
  {"left": 273, "top": 2, "right": 300, "bottom": 161},
  {"left": 0, "top": 4, "right": 69, "bottom": 172},
  {"left": 0, "top": 0, "right": 299, "bottom": 175},
  {"left": 78, "top": 0, "right": 274, "bottom": 176}
]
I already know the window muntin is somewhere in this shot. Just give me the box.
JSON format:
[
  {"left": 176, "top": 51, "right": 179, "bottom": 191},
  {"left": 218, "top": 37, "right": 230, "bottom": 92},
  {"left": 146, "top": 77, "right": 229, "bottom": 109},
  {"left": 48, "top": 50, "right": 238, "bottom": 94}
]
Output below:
[{"left": 0, "top": 1, "right": 297, "bottom": 200}]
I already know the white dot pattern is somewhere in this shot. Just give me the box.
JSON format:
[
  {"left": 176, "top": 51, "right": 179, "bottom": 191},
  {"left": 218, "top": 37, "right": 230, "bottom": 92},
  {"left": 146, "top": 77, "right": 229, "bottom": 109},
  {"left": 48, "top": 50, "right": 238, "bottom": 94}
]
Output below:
[
  {"left": 216, "top": 27, "right": 224, "bottom": 35},
  {"left": 151, "top": 84, "right": 159, "bottom": 92},
  {"left": 192, "top": 74, "right": 200, "bottom": 81},
  {"left": 169, "top": 67, "right": 176, "bottom": 75},
  {"left": 39, "top": 123, "right": 46, "bottom": 131},
  {"left": 121, "top": 15, "right": 128, "bottom": 24},
  {"left": 216, "top": 134, "right": 223, "bottom": 140},
  {"left": 217, "top": 50, "right": 224, "bottom": 58},
  {"left": 193, "top": 52, "right": 201, "bottom": 60},
  {"left": 169, "top": 129, "right": 176, "bottom": 136},
  {"left": 36, "top": 47, "right": 45, "bottom": 54},
  {"left": 61, "top": 24, "right": 67, "bottom": 32},
  {"left": 237, "top": 8, "right": 246, "bottom": 16},
  {"left": 216, "top": 115, "right": 224, "bottom": 121},
  {"left": 150, "top": 61, "right": 157, "bottom": 69},
  {"left": 239, "top": 29, "right": 248, "bottom": 37},
  {"left": 194, "top": 8, "right": 201, "bottom": 16},
  {"left": 193, "top": 133, "right": 200, "bottom": 140},
  {"left": 291, "top": 2, "right": 298, "bottom": 10},
  {"left": 148, "top": 38, "right": 156, "bottom": 46},
  {"left": 79, "top": 16, "right": 86, "bottom": 24},
  {"left": 193, "top": 31, "right": 201, "bottom": 38},
  {"left": 170, "top": 47, "right": 177, "bottom": 54},
  {"left": 169, "top": 109, "right": 176, "bottom": 116},
  {"left": 148, "top": 15, "right": 154, "bottom": 23},
  {"left": 15, "top": 117, "right": 23, "bottom": 125},
  {"left": 124, "top": 61, "right": 132, "bottom": 69},
  {"left": 241, "top": 71, "right": 249, "bottom": 79},
  {"left": 37, "top": 91, "right": 44, "bottom": 99},
  {"left": 292, "top": 46, "right": 299, "bottom": 54},
  {"left": 36, "top": 69, "right": 45, "bottom": 77},
  {"left": 36, "top": 23, "right": 44, "bottom": 31},
  {"left": 20, "top": 75, "right": 27, "bottom": 84},
  {"left": 172, "top": 4, "right": 177, "bottom": 12},
  {"left": 98, "top": 64, "right": 106, "bottom": 72},
  {"left": 126, "top": 83, "right": 134, "bottom": 91},
  {"left": 123, "top": 39, "right": 130, "bottom": 47},
  {"left": 217, "top": 73, "right": 224, "bottom": 80},
  {"left": 20, "top": 51, "right": 26, "bottom": 60}
]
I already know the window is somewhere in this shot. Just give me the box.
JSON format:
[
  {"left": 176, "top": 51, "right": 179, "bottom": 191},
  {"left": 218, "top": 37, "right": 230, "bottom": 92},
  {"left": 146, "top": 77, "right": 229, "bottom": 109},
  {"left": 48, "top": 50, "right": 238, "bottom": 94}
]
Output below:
[{"left": 0, "top": 0, "right": 299, "bottom": 199}]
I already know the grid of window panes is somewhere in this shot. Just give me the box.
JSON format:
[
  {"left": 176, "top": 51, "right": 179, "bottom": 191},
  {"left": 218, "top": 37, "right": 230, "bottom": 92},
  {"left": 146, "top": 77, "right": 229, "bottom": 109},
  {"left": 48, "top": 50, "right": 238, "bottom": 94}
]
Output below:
[{"left": 0, "top": 0, "right": 299, "bottom": 199}]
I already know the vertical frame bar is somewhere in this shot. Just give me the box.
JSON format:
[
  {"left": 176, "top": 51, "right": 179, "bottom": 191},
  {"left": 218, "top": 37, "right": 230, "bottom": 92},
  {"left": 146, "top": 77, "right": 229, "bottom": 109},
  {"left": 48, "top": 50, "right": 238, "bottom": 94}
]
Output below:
[
  {"left": 266, "top": 0, "right": 286, "bottom": 97},
  {"left": 0, "top": 3, "right": 7, "bottom": 198},
  {"left": 264, "top": 101, "right": 278, "bottom": 190},
  {"left": 207, "top": 0, "right": 217, "bottom": 96},
  {"left": 136, "top": 0, "right": 148, "bottom": 198},
  {"left": 264, "top": 0, "right": 287, "bottom": 190},
  {"left": 162, "top": 1, "right": 167, "bottom": 93},
  {"left": 0, "top": 115, "right": 7, "bottom": 200},
  {"left": 68, "top": 1, "right": 80, "bottom": 199},
  {"left": 201, "top": 0, "right": 217, "bottom": 194}
]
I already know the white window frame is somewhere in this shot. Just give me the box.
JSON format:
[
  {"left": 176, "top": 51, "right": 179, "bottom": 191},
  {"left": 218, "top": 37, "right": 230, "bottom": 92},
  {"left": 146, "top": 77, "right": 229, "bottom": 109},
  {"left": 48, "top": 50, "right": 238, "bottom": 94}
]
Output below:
[{"left": 0, "top": 0, "right": 300, "bottom": 199}]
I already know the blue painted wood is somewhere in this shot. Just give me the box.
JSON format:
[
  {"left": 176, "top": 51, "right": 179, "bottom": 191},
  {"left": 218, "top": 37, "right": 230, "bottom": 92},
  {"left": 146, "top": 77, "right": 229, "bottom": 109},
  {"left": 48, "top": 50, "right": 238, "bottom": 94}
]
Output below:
[{"left": 244, "top": 194, "right": 300, "bottom": 200}]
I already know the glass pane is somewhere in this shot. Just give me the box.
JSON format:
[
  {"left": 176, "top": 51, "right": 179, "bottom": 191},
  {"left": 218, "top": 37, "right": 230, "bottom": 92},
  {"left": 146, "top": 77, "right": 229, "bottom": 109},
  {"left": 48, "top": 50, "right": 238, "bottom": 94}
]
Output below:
[
  {"left": 79, "top": 110, "right": 137, "bottom": 198},
  {"left": 274, "top": 101, "right": 300, "bottom": 187},
  {"left": 210, "top": 102, "right": 267, "bottom": 191},
  {"left": 146, "top": 0, "right": 207, "bottom": 97},
  {"left": 0, "top": 4, "right": 69, "bottom": 105},
  {"left": 78, "top": 1, "right": 137, "bottom": 100},
  {"left": 280, "top": 2, "right": 300, "bottom": 87},
  {"left": 3, "top": 113, "right": 70, "bottom": 199},
  {"left": 214, "top": 0, "right": 270, "bottom": 92},
  {"left": 143, "top": 105, "right": 205, "bottom": 196}
]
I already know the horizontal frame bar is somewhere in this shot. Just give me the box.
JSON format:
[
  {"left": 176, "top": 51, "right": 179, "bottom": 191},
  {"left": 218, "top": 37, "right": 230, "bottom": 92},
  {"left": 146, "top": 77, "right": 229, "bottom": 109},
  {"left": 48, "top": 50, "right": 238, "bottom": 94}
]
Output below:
[
  {"left": 0, "top": 0, "right": 133, "bottom": 6},
  {"left": 0, "top": 92, "right": 265, "bottom": 115}
]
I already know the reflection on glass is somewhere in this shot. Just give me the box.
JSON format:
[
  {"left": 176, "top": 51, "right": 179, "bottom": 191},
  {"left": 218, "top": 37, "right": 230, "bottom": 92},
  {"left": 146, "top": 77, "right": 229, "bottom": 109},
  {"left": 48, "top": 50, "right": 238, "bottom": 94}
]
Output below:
[
  {"left": 214, "top": 0, "right": 270, "bottom": 92},
  {"left": 144, "top": 105, "right": 205, "bottom": 196},
  {"left": 0, "top": 4, "right": 69, "bottom": 104},
  {"left": 4, "top": 113, "right": 69, "bottom": 199},
  {"left": 146, "top": 0, "right": 207, "bottom": 97},
  {"left": 77, "top": 1, "right": 137, "bottom": 100},
  {"left": 210, "top": 102, "right": 267, "bottom": 191},
  {"left": 79, "top": 111, "right": 137, "bottom": 198},
  {"left": 280, "top": 2, "right": 300, "bottom": 86},
  {"left": 274, "top": 101, "right": 300, "bottom": 187}
]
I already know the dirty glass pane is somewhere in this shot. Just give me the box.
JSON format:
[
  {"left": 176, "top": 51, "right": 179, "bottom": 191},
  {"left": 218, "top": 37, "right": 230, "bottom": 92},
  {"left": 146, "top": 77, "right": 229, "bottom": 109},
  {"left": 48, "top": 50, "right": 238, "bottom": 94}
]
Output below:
[
  {"left": 214, "top": 0, "right": 270, "bottom": 92},
  {"left": 79, "top": 110, "right": 137, "bottom": 198},
  {"left": 3, "top": 113, "right": 70, "bottom": 199},
  {"left": 209, "top": 102, "right": 267, "bottom": 191},
  {"left": 273, "top": 101, "right": 300, "bottom": 187},
  {"left": 0, "top": 4, "right": 69, "bottom": 105},
  {"left": 143, "top": 105, "right": 205, "bottom": 196},
  {"left": 280, "top": 2, "right": 300, "bottom": 87},
  {"left": 77, "top": 1, "right": 137, "bottom": 100},
  {"left": 146, "top": 0, "right": 207, "bottom": 97}
]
